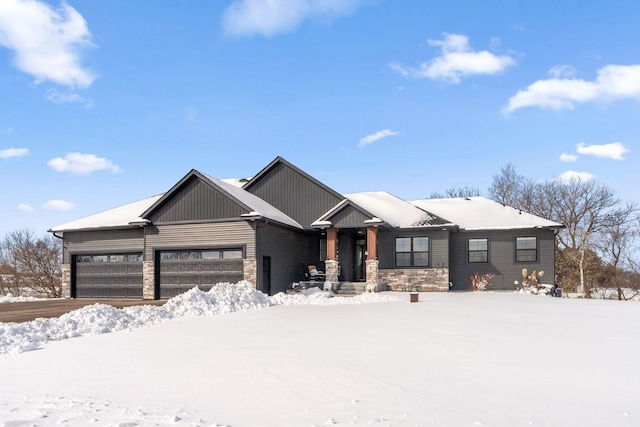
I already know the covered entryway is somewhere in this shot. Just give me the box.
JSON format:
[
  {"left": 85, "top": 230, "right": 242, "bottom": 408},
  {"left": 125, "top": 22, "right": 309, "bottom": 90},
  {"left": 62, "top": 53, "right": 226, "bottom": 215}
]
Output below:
[
  {"left": 73, "top": 253, "right": 143, "bottom": 298},
  {"left": 156, "top": 248, "right": 244, "bottom": 298}
]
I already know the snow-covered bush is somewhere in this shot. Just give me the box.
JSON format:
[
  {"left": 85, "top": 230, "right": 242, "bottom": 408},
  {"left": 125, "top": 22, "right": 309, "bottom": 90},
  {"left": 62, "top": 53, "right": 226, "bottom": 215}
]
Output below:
[{"left": 470, "top": 273, "right": 494, "bottom": 291}]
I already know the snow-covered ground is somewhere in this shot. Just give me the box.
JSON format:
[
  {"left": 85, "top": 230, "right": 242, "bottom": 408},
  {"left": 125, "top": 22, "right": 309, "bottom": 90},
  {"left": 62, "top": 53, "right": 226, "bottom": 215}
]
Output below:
[
  {"left": 0, "top": 293, "right": 47, "bottom": 303},
  {"left": 1, "top": 285, "right": 639, "bottom": 426}
]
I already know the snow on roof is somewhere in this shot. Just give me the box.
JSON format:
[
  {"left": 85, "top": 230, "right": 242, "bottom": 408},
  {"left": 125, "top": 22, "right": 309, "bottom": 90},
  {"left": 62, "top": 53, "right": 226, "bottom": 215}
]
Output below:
[
  {"left": 220, "top": 177, "right": 252, "bottom": 188},
  {"left": 411, "top": 196, "right": 563, "bottom": 230},
  {"left": 202, "top": 173, "right": 302, "bottom": 229},
  {"left": 49, "top": 195, "right": 163, "bottom": 233},
  {"left": 345, "top": 191, "right": 451, "bottom": 228}
]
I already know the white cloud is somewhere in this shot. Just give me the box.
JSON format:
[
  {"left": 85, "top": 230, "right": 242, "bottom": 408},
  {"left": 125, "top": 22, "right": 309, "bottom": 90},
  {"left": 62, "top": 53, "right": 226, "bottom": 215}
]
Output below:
[
  {"left": 0, "top": 0, "right": 96, "bottom": 88},
  {"left": 44, "top": 199, "right": 75, "bottom": 211},
  {"left": 504, "top": 64, "right": 640, "bottom": 113},
  {"left": 549, "top": 65, "right": 576, "bottom": 78},
  {"left": 557, "top": 170, "right": 596, "bottom": 183},
  {"left": 559, "top": 153, "right": 578, "bottom": 162},
  {"left": 389, "top": 33, "right": 516, "bottom": 84},
  {"left": 0, "top": 147, "right": 28, "bottom": 159},
  {"left": 358, "top": 129, "right": 399, "bottom": 148},
  {"left": 576, "top": 142, "right": 630, "bottom": 160},
  {"left": 46, "top": 89, "right": 93, "bottom": 107},
  {"left": 48, "top": 152, "right": 121, "bottom": 174},
  {"left": 222, "top": 0, "right": 365, "bottom": 37},
  {"left": 17, "top": 203, "right": 34, "bottom": 213},
  {"left": 0, "top": 127, "right": 12, "bottom": 135}
]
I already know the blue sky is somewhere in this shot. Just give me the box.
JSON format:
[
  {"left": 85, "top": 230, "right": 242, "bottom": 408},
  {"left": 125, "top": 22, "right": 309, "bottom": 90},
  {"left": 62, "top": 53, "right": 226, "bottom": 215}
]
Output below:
[{"left": 1, "top": 0, "right": 639, "bottom": 236}]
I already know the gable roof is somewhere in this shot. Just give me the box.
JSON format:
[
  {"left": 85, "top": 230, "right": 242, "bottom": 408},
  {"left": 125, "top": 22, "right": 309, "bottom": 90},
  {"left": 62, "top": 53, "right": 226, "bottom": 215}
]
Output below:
[
  {"left": 201, "top": 173, "right": 302, "bottom": 229},
  {"left": 49, "top": 195, "right": 163, "bottom": 233},
  {"left": 313, "top": 191, "right": 454, "bottom": 229},
  {"left": 242, "top": 156, "right": 344, "bottom": 200},
  {"left": 142, "top": 170, "right": 302, "bottom": 229},
  {"left": 411, "top": 196, "right": 563, "bottom": 231}
]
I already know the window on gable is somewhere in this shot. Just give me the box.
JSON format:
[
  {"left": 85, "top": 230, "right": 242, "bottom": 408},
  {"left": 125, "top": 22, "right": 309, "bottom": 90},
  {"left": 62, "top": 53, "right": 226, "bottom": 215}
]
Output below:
[
  {"left": 395, "top": 236, "right": 429, "bottom": 267},
  {"left": 468, "top": 238, "right": 488, "bottom": 263},
  {"left": 516, "top": 237, "right": 537, "bottom": 262}
]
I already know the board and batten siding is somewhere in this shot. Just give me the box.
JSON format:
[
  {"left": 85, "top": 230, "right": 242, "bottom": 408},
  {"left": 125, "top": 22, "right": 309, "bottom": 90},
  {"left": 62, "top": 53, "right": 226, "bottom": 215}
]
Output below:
[
  {"left": 377, "top": 229, "right": 449, "bottom": 269},
  {"left": 257, "top": 223, "right": 315, "bottom": 294},
  {"left": 245, "top": 162, "right": 343, "bottom": 229},
  {"left": 329, "top": 205, "right": 371, "bottom": 229},
  {"left": 448, "top": 229, "right": 556, "bottom": 291},
  {"left": 63, "top": 228, "right": 145, "bottom": 264},
  {"left": 149, "top": 176, "right": 246, "bottom": 224},
  {"left": 145, "top": 222, "right": 256, "bottom": 260}
]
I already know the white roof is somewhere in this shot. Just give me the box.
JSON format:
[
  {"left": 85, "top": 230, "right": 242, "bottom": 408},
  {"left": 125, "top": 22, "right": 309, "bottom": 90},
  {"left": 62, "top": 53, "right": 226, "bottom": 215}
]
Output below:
[
  {"left": 411, "top": 196, "right": 563, "bottom": 230},
  {"left": 345, "top": 191, "right": 448, "bottom": 228},
  {"left": 49, "top": 195, "right": 163, "bottom": 232},
  {"left": 202, "top": 174, "right": 302, "bottom": 229}
]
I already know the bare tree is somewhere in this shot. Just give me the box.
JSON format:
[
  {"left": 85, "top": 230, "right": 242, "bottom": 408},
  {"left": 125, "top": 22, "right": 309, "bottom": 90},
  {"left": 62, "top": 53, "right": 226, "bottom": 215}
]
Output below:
[
  {"left": 488, "top": 163, "right": 528, "bottom": 208},
  {"left": 0, "top": 230, "right": 63, "bottom": 297},
  {"left": 597, "top": 202, "right": 640, "bottom": 300},
  {"left": 430, "top": 185, "right": 482, "bottom": 199}
]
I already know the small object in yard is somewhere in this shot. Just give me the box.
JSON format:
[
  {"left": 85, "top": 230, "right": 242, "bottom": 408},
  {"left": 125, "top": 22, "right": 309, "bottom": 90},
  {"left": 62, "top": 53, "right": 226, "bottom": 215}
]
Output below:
[
  {"left": 323, "top": 281, "right": 332, "bottom": 291},
  {"left": 410, "top": 292, "right": 419, "bottom": 303},
  {"left": 365, "top": 283, "right": 375, "bottom": 293}
]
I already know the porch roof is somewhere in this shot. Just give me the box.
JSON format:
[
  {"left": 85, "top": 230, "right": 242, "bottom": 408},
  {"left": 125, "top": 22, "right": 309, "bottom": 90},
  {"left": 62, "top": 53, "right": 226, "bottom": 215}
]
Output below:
[{"left": 312, "top": 191, "right": 454, "bottom": 229}]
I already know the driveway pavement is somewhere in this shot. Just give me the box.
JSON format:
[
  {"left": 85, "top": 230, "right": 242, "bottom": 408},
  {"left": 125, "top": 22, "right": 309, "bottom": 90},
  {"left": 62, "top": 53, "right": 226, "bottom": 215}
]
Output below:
[{"left": 0, "top": 299, "right": 166, "bottom": 323}]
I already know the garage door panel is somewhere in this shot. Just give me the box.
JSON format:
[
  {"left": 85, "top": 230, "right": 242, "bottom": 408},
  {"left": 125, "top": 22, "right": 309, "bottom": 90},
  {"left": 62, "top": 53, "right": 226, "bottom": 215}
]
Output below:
[
  {"left": 158, "top": 251, "right": 244, "bottom": 299},
  {"left": 74, "top": 255, "right": 143, "bottom": 299}
]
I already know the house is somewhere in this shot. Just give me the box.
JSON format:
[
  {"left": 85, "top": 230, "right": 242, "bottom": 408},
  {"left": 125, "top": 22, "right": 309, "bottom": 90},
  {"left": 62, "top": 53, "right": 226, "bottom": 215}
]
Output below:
[{"left": 49, "top": 157, "right": 563, "bottom": 299}]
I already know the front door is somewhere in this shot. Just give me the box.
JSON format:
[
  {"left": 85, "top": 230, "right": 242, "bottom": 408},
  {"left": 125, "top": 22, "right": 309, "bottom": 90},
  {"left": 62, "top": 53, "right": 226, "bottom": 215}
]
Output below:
[{"left": 354, "top": 238, "right": 366, "bottom": 281}]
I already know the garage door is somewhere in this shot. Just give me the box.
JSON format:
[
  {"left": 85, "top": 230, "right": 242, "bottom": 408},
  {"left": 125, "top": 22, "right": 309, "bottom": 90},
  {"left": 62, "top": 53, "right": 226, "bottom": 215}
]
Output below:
[
  {"left": 158, "top": 249, "right": 244, "bottom": 298},
  {"left": 74, "top": 253, "right": 143, "bottom": 298}
]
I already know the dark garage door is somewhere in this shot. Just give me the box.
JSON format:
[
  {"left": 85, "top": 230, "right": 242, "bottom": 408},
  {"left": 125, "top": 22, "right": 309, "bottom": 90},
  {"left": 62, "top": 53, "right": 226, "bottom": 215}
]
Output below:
[
  {"left": 74, "top": 253, "right": 143, "bottom": 298},
  {"left": 158, "top": 249, "right": 244, "bottom": 298}
]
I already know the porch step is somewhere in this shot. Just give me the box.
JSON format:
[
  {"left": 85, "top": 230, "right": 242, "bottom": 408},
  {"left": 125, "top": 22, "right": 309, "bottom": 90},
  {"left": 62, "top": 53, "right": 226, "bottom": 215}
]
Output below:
[{"left": 334, "top": 282, "right": 366, "bottom": 296}]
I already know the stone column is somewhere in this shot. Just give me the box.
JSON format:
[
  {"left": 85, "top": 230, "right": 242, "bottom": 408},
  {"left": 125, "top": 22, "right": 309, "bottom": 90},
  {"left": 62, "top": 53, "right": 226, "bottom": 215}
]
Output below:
[
  {"left": 143, "top": 261, "right": 155, "bottom": 299},
  {"left": 243, "top": 259, "right": 257, "bottom": 287},
  {"left": 365, "top": 259, "right": 379, "bottom": 291},
  {"left": 325, "top": 259, "right": 339, "bottom": 283},
  {"left": 61, "top": 263, "right": 71, "bottom": 298}
]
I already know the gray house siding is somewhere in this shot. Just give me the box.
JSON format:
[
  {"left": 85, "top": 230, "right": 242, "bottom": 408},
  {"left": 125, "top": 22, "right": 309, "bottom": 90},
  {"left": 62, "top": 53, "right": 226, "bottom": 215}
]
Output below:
[
  {"left": 329, "top": 205, "right": 371, "bottom": 228},
  {"left": 378, "top": 229, "right": 449, "bottom": 269},
  {"left": 145, "top": 222, "right": 256, "bottom": 261},
  {"left": 244, "top": 162, "right": 343, "bottom": 228},
  {"left": 148, "top": 176, "right": 246, "bottom": 224},
  {"left": 256, "top": 223, "right": 316, "bottom": 294},
  {"left": 448, "top": 229, "right": 556, "bottom": 291},
  {"left": 63, "top": 228, "right": 145, "bottom": 264}
]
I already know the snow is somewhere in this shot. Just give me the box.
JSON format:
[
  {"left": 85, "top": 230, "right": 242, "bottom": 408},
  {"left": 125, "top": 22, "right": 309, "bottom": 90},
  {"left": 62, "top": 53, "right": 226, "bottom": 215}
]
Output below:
[
  {"left": 0, "top": 294, "right": 47, "bottom": 303},
  {"left": 1, "top": 287, "right": 639, "bottom": 426},
  {"left": 411, "top": 196, "right": 563, "bottom": 230},
  {"left": 346, "top": 192, "right": 449, "bottom": 228},
  {"left": 49, "top": 195, "right": 162, "bottom": 232}
]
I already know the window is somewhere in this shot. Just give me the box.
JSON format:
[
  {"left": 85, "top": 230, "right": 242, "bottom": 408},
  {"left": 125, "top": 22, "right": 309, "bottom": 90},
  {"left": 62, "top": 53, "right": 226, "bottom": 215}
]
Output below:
[
  {"left": 395, "top": 236, "right": 429, "bottom": 267},
  {"left": 319, "top": 239, "right": 327, "bottom": 261},
  {"left": 516, "top": 237, "right": 537, "bottom": 262},
  {"left": 468, "top": 238, "right": 488, "bottom": 263},
  {"left": 161, "top": 249, "right": 243, "bottom": 260},
  {"left": 222, "top": 249, "right": 243, "bottom": 259},
  {"left": 76, "top": 253, "right": 142, "bottom": 263}
]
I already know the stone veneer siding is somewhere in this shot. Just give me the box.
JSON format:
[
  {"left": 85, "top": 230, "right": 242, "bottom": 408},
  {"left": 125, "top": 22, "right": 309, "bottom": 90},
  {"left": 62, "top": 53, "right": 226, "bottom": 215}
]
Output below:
[
  {"left": 379, "top": 268, "right": 450, "bottom": 292},
  {"left": 324, "top": 260, "right": 339, "bottom": 283},
  {"left": 365, "top": 260, "right": 379, "bottom": 290},
  {"left": 143, "top": 261, "right": 155, "bottom": 299},
  {"left": 243, "top": 259, "right": 257, "bottom": 287},
  {"left": 61, "top": 263, "right": 71, "bottom": 298}
]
